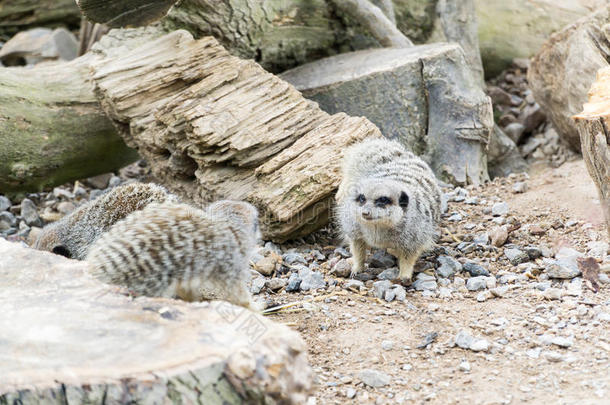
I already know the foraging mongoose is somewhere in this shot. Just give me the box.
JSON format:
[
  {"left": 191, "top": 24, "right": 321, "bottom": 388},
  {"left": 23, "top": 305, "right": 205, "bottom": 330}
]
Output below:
[
  {"left": 85, "top": 200, "right": 261, "bottom": 310},
  {"left": 336, "top": 138, "right": 441, "bottom": 282},
  {"left": 34, "top": 182, "right": 177, "bottom": 260}
]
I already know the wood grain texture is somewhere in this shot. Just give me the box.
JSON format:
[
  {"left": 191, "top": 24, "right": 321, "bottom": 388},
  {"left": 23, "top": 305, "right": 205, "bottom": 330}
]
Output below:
[
  {"left": 574, "top": 66, "right": 610, "bottom": 240},
  {"left": 0, "top": 239, "right": 312, "bottom": 403},
  {"left": 90, "top": 30, "right": 382, "bottom": 241}
]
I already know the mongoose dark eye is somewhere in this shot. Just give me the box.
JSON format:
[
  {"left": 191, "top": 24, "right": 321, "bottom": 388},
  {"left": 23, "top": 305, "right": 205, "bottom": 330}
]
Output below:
[
  {"left": 356, "top": 194, "right": 366, "bottom": 204},
  {"left": 374, "top": 196, "right": 392, "bottom": 207},
  {"left": 399, "top": 191, "right": 409, "bottom": 209},
  {"left": 52, "top": 245, "right": 72, "bottom": 258}
]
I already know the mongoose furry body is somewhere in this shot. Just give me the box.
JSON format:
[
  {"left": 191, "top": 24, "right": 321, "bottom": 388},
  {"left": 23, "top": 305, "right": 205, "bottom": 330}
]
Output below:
[
  {"left": 336, "top": 138, "right": 441, "bottom": 281},
  {"left": 85, "top": 200, "right": 261, "bottom": 310},
  {"left": 34, "top": 182, "right": 177, "bottom": 260}
]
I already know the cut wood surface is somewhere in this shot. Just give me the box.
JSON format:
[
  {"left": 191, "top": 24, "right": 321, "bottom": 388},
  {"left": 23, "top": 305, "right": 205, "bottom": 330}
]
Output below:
[
  {"left": 573, "top": 66, "right": 610, "bottom": 240},
  {"left": 0, "top": 239, "right": 312, "bottom": 403},
  {"left": 90, "top": 30, "right": 381, "bottom": 241}
]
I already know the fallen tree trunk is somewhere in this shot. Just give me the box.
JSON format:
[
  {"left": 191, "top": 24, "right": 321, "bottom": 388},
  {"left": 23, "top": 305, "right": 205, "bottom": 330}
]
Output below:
[
  {"left": 0, "top": 239, "right": 312, "bottom": 403},
  {"left": 0, "top": 0, "right": 81, "bottom": 40},
  {"left": 0, "top": 57, "right": 139, "bottom": 193},
  {"left": 573, "top": 67, "right": 610, "bottom": 240},
  {"left": 90, "top": 30, "right": 381, "bottom": 241}
]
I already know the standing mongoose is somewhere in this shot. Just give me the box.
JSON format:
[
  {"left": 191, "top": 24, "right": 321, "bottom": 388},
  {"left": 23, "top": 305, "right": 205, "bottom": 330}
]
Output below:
[
  {"left": 336, "top": 138, "right": 441, "bottom": 282},
  {"left": 85, "top": 200, "right": 261, "bottom": 310},
  {"left": 34, "top": 182, "right": 177, "bottom": 260}
]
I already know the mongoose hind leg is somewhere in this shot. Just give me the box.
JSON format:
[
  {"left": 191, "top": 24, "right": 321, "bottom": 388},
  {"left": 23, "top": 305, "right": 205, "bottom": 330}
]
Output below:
[{"left": 349, "top": 238, "right": 367, "bottom": 278}]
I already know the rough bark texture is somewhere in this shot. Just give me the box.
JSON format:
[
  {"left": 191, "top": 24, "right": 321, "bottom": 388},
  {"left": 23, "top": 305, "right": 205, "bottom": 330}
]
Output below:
[
  {"left": 76, "top": 0, "right": 178, "bottom": 27},
  {"left": 0, "top": 56, "right": 138, "bottom": 193},
  {"left": 281, "top": 43, "right": 493, "bottom": 186},
  {"left": 330, "top": 0, "right": 413, "bottom": 47},
  {"left": 574, "top": 67, "right": 610, "bottom": 240},
  {"left": 90, "top": 30, "right": 381, "bottom": 242},
  {"left": 0, "top": 239, "right": 312, "bottom": 403},
  {"left": 0, "top": 0, "right": 81, "bottom": 41},
  {"left": 528, "top": 5, "right": 610, "bottom": 153}
]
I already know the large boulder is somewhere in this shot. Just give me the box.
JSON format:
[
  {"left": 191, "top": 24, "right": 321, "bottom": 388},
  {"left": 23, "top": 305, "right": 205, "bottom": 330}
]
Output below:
[
  {"left": 0, "top": 239, "right": 312, "bottom": 403},
  {"left": 280, "top": 43, "right": 493, "bottom": 186},
  {"left": 528, "top": 5, "right": 610, "bottom": 152}
]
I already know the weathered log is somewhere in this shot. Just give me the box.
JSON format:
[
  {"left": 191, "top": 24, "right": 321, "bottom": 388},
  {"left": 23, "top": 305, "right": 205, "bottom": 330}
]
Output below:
[
  {"left": 0, "top": 55, "right": 139, "bottom": 193},
  {"left": 89, "top": 30, "right": 381, "bottom": 241},
  {"left": 76, "top": 0, "right": 179, "bottom": 28},
  {"left": 280, "top": 43, "right": 493, "bottom": 186},
  {"left": 0, "top": 239, "right": 312, "bottom": 403},
  {"left": 573, "top": 67, "right": 610, "bottom": 240},
  {"left": 0, "top": 0, "right": 81, "bottom": 41},
  {"left": 528, "top": 5, "right": 610, "bottom": 152}
]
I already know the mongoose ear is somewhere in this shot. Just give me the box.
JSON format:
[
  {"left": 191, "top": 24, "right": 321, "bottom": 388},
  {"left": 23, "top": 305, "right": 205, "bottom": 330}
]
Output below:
[
  {"left": 399, "top": 191, "right": 409, "bottom": 209},
  {"left": 52, "top": 245, "right": 72, "bottom": 259}
]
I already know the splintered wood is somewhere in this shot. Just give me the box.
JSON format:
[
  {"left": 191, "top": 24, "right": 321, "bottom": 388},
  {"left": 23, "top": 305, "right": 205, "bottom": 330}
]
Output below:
[
  {"left": 574, "top": 66, "right": 610, "bottom": 240},
  {"left": 91, "top": 30, "right": 381, "bottom": 241}
]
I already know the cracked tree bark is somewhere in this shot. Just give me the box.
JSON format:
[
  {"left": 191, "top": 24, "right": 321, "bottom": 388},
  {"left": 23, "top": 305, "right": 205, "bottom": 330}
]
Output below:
[{"left": 574, "top": 66, "right": 610, "bottom": 240}]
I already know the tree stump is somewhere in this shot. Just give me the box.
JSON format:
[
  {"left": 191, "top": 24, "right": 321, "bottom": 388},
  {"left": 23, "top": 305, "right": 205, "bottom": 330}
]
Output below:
[
  {"left": 574, "top": 66, "right": 610, "bottom": 240},
  {"left": 0, "top": 239, "right": 312, "bottom": 403},
  {"left": 90, "top": 30, "right": 381, "bottom": 242}
]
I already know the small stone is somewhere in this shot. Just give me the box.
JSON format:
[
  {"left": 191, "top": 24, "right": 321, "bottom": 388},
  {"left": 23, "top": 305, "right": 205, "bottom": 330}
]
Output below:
[
  {"left": 250, "top": 277, "right": 266, "bottom": 294},
  {"left": 359, "top": 369, "right": 390, "bottom": 388},
  {"left": 448, "top": 213, "right": 463, "bottom": 222},
  {"left": 373, "top": 280, "right": 392, "bottom": 299},
  {"left": 392, "top": 285, "right": 406, "bottom": 301},
  {"left": 20, "top": 198, "right": 41, "bottom": 227},
  {"left": 488, "top": 85, "right": 513, "bottom": 105},
  {"left": 108, "top": 175, "right": 122, "bottom": 188},
  {"left": 529, "top": 225, "right": 546, "bottom": 235},
  {"left": 377, "top": 268, "right": 399, "bottom": 280},
  {"left": 0, "top": 211, "right": 17, "bottom": 231},
  {"left": 89, "top": 189, "right": 104, "bottom": 201},
  {"left": 521, "top": 103, "right": 546, "bottom": 133},
  {"left": 56, "top": 201, "right": 76, "bottom": 215},
  {"left": 344, "top": 279, "right": 364, "bottom": 290},
  {"left": 490, "top": 226, "right": 509, "bottom": 247},
  {"left": 282, "top": 252, "right": 308, "bottom": 266},
  {"left": 265, "top": 277, "right": 287, "bottom": 292},
  {"left": 457, "top": 242, "right": 476, "bottom": 254},
  {"left": 504, "top": 248, "right": 530, "bottom": 265},
  {"left": 463, "top": 262, "right": 490, "bottom": 277},
  {"left": 504, "top": 122, "right": 526, "bottom": 143},
  {"left": 255, "top": 256, "right": 277, "bottom": 276},
  {"left": 546, "top": 262, "right": 581, "bottom": 279},
  {"left": 298, "top": 268, "right": 325, "bottom": 291},
  {"left": 331, "top": 258, "right": 352, "bottom": 278},
  {"left": 459, "top": 360, "right": 471, "bottom": 372},
  {"left": 551, "top": 336, "right": 573, "bottom": 348},
  {"left": 346, "top": 388, "right": 357, "bottom": 399},
  {"left": 525, "top": 246, "right": 542, "bottom": 260},
  {"left": 543, "top": 351, "right": 564, "bottom": 363},
  {"left": 381, "top": 340, "right": 394, "bottom": 351},
  {"left": 52, "top": 187, "right": 74, "bottom": 199},
  {"left": 413, "top": 273, "right": 437, "bottom": 291},
  {"left": 512, "top": 181, "right": 528, "bottom": 194},
  {"left": 470, "top": 339, "right": 490, "bottom": 352},
  {"left": 490, "top": 286, "right": 509, "bottom": 297},
  {"left": 0, "top": 195, "right": 11, "bottom": 211},
  {"left": 286, "top": 273, "right": 301, "bottom": 292},
  {"left": 436, "top": 255, "right": 462, "bottom": 278},
  {"left": 476, "top": 291, "right": 493, "bottom": 302},
  {"left": 491, "top": 202, "right": 509, "bottom": 217},
  {"left": 466, "top": 276, "right": 487, "bottom": 291},
  {"left": 73, "top": 182, "right": 88, "bottom": 198},
  {"left": 369, "top": 250, "right": 396, "bottom": 268},
  {"left": 542, "top": 288, "right": 563, "bottom": 300},
  {"left": 384, "top": 288, "right": 396, "bottom": 302},
  {"left": 455, "top": 330, "right": 489, "bottom": 352},
  {"left": 473, "top": 232, "right": 489, "bottom": 245}
]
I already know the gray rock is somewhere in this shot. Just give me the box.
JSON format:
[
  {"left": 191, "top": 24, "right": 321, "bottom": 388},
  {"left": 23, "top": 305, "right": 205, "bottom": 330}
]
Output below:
[
  {"left": 0, "top": 211, "right": 17, "bottom": 231},
  {"left": 346, "top": 388, "right": 357, "bottom": 399},
  {"left": 512, "top": 181, "right": 528, "bottom": 193},
  {"left": 491, "top": 202, "right": 509, "bottom": 216},
  {"left": 108, "top": 175, "right": 122, "bottom": 188},
  {"left": 463, "top": 262, "right": 490, "bottom": 277},
  {"left": 298, "top": 268, "right": 325, "bottom": 291},
  {"left": 436, "top": 255, "right": 462, "bottom": 278},
  {"left": 525, "top": 246, "right": 542, "bottom": 260},
  {"left": 504, "top": 122, "right": 525, "bottom": 143},
  {"left": 448, "top": 213, "right": 463, "bottom": 222},
  {"left": 466, "top": 276, "right": 488, "bottom": 291},
  {"left": 20, "top": 198, "right": 41, "bottom": 227},
  {"left": 473, "top": 232, "right": 489, "bottom": 245},
  {"left": 545, "top": 261, "right": 581, "bottom": 280},
  {"left": 0, "top": 28, "right": 78, "bottom": 66},
  {"left": 86, "top": 173, "right": 113, "bottom": 189},
  {"left": 53, "top": 187, "right": 74, "bottom": 200},
  {"left": 286, "top": 273, "right": 301, "bottom": 292},
  {"left": 520, "top": 103, "right": 546, "bottom": 134},
  {"left": 455, "top": 330, "right": 489, "bottom": 352},
  {"left": 358, "top": 369, "right": 390, "bottom": 388},
  {"left": 384, "top": 288, "right": 396, "bottom": 302},
  {"left": 265, "top": 278, "right": 287, "bottom": 292},
  {"left": 392, "top": 285, "right": 407, "bottom": 302},
  {"left": 457, "top": 242, "right": 476, "bottom": 254},
  {"left": 459, "top": 360, "right": 471, "bottom": 372},
  {"left": 490, "top": 286, "right": 509, "bottom": 297},
  {"left": 369, "top": 250, "right": 396, "bottom": 268},
  {"left": 381, "top": 340, "right": 394, "bottom": 350},
  {"left": 413, "top": 273, "right": 438, "bottom": 291},
  {"left": 504, "top": 248, "right": 530, "bottom": 265},
  {"left": 0, "top": 196, "right": 11, "bottom": 211},
  {"left": 89, "top": 189, "right": 104, "bottom": 201},
  {"left": 488, "top": 125, "right": 528, "bottom": 178},
  {"left": 373, "top": 280, "right": 393, "bottom": 299},
  {"left": 281, "top": 43, "right": 493, "bottom": 185},
  {"left": 56, "top": 201, "right": 76, "bottom": 215},
  {"left": 543, "top": 351, "right": 565, "bottom": 363},
  {"left": 283, "top": 252, "right": 308, "bottom": 266},
  {"left": 377, "top": 268, "right": 399, "bottom": 280},
  {"left": 331, "top": 259, "right": 352, "bottom": 278},
  {"left": 250, "top": 277, "right": 266, "bottom": 294},
  {"left": 334, "top": 247, "right": 351, "bottom": 258},
  {"left": 488, "top": 85, "right": 513, "bottom": 105},
  {"left": 551, "top": 336, "right": 573, "bottom": 348},
  {"left": 344, "top": 279, "right": 364, "bottom": 290}
]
